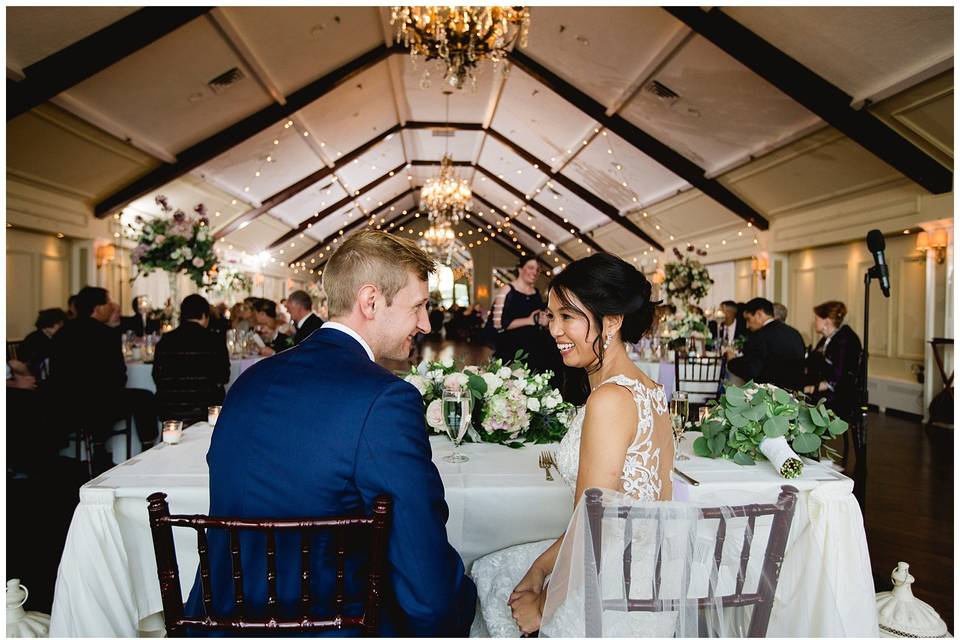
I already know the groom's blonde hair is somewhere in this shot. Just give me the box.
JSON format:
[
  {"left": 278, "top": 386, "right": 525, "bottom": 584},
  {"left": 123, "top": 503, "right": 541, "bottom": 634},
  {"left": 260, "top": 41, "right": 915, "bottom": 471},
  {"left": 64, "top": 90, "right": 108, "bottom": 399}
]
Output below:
[{"left": 323, "top": 229, "right": 435, "bottom": 318}]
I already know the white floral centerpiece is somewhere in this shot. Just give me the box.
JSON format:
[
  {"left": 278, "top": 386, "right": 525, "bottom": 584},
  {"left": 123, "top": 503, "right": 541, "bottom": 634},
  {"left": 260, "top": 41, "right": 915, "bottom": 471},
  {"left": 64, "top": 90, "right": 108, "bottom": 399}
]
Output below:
[
  {"left": 661, "top": 307, "right": 710, "bottom": 351},
  {"left": 405, "top": 353, "right": 574, "bottom": 447},
  {"left": 127, "top": 195, "right": 218, "bottom": 288},
  {"left": 694, "top": 381, "right": 849, "bottom": 478},
  {"left": 663, "top": 247, "right": 713, "bottom": 304}
]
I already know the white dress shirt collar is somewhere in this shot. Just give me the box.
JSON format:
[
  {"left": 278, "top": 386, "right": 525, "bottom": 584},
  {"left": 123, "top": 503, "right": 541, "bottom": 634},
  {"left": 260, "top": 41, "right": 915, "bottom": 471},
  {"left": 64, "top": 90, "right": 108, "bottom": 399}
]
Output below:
[
  {"left": 322, "top": 321, "right": 374, "bottom": 361},
  {"left": 763, "top": 317, "right": 776, "bottom": 328},
  {"left": 296, "top": 311, "right": 316, "bottom": 330}
]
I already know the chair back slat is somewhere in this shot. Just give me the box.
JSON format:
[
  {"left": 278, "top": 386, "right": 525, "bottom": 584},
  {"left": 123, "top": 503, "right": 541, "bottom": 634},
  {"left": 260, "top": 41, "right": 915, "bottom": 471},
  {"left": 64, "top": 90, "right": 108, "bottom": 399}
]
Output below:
[
  {"left": 266, "top": 528, "right": 279, "bottom": 618},
  {"left": 335, "top": 529, "right": 346, "bottom": 620},
  {"left": 196, "top": 527, "right": 214, "bottom": 616},
  {"left": 736, "top": 515, "right": 756, "bottom": 595},
  {"left": 674, "top": 354, "right": 726, "bottom": 407},
  {"left": 147, "top": 493, "right": 186, "bottom": 636},
  {"left": 587, "top": 486, "right": 798, "bottom": 638},
  {"left": 229, "top": 529, "right": 245, "bottom": 613},
  {"left": 300, "top": 530, "right": 312, "bottom": 618},
  {"left": 652, "top": 518, "right": 662, "bottom": 602},
  {"left": 147, "top": 493, "right": 392, "bottom": 635},
  {"left": 621, "top": 517, "right": 633, "bottom": 600}
]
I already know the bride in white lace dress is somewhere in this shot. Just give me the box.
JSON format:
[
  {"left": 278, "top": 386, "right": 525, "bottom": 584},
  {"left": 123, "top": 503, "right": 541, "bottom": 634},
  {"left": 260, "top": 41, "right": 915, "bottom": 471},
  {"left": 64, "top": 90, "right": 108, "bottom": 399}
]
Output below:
[{"left": 470, "top": 253, "right": 675, "bottom": 637}]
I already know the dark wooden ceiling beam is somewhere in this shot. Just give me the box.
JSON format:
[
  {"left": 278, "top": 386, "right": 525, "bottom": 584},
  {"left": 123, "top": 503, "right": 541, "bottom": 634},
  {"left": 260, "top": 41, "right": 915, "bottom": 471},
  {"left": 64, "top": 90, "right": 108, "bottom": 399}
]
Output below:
[
  {"left": 8, "top": 7, "right": 214, "bottom": 120},
  {"left": 215, "top": 124, "right": 402, "bottom": 239},
  {"left": 507, "top": 48, "right": 770, "bottom": 230},
  {"left": 664, "top": 7, "right": 952, "bottom": 194},
  {"left": 267, "top": 162, "right": 407, "bottom": 250},
  {"left": 95, "top": 43, "right": 401, "bottom": 218},
  {"left": 409, "top": 120, "right": 663, "bottom": 251},
  {"left": 290, "top": 188, "right": 415, "bottom": 265}
]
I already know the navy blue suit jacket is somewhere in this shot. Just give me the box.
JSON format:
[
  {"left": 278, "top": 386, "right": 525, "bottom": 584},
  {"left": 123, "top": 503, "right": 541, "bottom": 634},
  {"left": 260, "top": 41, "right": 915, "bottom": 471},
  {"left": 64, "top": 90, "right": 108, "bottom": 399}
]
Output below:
[{"left": 185, "top": 327, "right": 476, "bottom": 635}]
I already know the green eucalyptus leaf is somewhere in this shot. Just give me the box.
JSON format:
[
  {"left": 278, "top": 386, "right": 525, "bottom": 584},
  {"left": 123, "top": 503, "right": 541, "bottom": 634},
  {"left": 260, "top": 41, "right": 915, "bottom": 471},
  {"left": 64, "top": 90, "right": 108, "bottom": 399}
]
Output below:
[
  {"left": 827, "top": 417, "right": 849, "bottom": 435},
  {"left": 792, "top": 432, "right": 822, "bottom": 454},
  {"left": 725, "top": 386, "right": 746, "bottom": 407},
  {"left": 763, "top": 416, "right": 789, "bottom": 438},
  {"left": 809, "top": 406, "right": 827, "bottom": 428},
  {"left": 726, "top": 409, "right": 749, "bottom": 429},
  {"left": 733, "top": 451, "right": 756, "bottom": 466},
  {"left": 710, "top": 433, "right": 727, "bottom": 455},
  {"left": 693, "top": 436, "right": 713, "bottom": 457}
]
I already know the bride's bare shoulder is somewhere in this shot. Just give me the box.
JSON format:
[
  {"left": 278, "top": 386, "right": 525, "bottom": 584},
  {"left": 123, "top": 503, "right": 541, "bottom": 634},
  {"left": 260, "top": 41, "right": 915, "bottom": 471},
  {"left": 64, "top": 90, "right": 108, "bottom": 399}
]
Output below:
[{"left": 583, "top": 383, "right": 638, "bottom": 431}]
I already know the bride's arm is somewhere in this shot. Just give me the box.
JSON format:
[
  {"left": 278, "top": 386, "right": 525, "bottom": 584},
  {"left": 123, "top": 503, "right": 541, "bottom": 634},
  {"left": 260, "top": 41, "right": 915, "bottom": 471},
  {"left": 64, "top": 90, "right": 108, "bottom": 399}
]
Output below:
[{"left": 512, "top": 385, "right": 637, "bottom": 595}]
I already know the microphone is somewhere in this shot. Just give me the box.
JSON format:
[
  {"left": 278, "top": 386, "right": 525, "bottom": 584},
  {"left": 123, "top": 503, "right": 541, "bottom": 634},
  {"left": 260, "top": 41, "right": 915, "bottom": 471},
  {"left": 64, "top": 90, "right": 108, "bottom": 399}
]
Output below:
[{"left": 866, "top": 229, "right": 891, "bottom": 297}]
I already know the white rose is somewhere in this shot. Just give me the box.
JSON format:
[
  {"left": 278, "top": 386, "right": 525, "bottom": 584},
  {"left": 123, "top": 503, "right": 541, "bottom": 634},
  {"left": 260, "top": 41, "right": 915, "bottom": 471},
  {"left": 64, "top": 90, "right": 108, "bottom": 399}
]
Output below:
[
  {"left": 416, "top": 360, "right": 429, "bottom": 376},
  {"left": 543, "top": 395, "right": 559, "bottom": 410},
  {"left": 441, "top": 356, "right": 454, "bottom": 369},
  {"left": 426, "top": 399, "right": 445, "bottom": 433},
  {"left": 526, "top": 397, "right": 541, "bottom": 412},
  {"left": 181, "top": 246, "right": 193, "bottom": 260},
  {"left": 497, "top": 367, "right": 512, "bottom": 379},
  {"left": 155, "top": 234, "right": 166, "bottom": 244},
  {"left": 443, "top": 372, "right": 469, "bottom": 392},
  {"left": 170, "top": 249, "right": 181, "bottom": 260},
  {"left": 426, "top": 370, "right": 444, "bottom": 382},
  {"left": 404, "top": 374, "right": 429, "bottom": 396},
  {"left": 525, "top": 383, "right": 538, "bottom": 395},
  {"left": 463, "top": 365, "right": 480, "bottom": 375},
  {"left": 192, "top": 257, "right": 205, "bottom": 268},
  {"left": 481, "top": 372, "right": 502, "bottom": 396},
  {"left": 513, "top": 367, "right": 527, "bottom": 379}
]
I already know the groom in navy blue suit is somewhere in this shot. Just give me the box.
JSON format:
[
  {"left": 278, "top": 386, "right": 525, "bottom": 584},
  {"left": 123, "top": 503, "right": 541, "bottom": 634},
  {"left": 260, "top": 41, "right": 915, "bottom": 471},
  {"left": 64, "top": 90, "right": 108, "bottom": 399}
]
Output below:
[{"left": 185, "top": 230, "right": 476, "bottom": 635}]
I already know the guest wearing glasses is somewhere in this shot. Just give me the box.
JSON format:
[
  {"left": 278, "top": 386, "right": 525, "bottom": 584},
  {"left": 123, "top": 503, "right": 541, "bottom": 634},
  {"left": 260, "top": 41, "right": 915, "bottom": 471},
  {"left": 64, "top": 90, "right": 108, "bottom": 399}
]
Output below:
[
  {"left": 152, "top": 294, "right": 231, "bottom": 424},
  {"left": 286, "top": 290, "right": 324, "bottom": 345},
  {"left": 804, "top": 301, "right": 862, "bottom": 422}
]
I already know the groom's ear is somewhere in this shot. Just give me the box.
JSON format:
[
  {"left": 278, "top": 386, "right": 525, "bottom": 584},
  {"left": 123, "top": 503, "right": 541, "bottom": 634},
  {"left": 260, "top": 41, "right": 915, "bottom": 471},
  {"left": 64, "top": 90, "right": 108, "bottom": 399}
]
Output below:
[{"left": 357, "top": 284, "right": 378, "bottom": 320}]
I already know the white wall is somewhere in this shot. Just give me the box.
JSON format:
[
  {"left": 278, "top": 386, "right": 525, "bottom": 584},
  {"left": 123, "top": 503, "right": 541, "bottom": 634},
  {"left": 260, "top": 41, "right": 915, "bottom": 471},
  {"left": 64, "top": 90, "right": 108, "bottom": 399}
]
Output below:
[{"left": 6, "top": 228, "right": 72, "bottom": 340}]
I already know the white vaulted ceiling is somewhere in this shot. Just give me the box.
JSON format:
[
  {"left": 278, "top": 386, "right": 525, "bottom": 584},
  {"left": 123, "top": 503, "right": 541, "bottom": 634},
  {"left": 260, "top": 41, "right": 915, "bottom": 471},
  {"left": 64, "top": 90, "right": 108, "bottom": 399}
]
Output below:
[{"left": 5, "top": 5, "right": 954, "bottom": 276}]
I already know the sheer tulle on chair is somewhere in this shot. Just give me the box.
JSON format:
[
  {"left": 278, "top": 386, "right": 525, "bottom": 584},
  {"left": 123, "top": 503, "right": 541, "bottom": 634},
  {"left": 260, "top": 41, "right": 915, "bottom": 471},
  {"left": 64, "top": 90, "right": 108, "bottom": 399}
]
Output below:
[{"left": 540, "top": 486, "right": 804, "bottom": 637}]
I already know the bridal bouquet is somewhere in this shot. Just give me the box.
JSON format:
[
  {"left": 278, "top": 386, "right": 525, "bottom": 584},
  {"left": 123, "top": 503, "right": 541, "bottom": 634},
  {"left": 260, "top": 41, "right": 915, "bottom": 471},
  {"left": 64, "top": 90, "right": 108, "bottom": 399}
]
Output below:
[
  {"left": 664, "top": 250, "right": 713, "bottom": 303},
  {"left": 404, "top": 353, "right": 574, "bottom": 447},
  {"left": 128, "top": 195, "right": 218, "bottom": 287},
  {"left": 693, "top": 382, "right": 849, "bottom": 478}
]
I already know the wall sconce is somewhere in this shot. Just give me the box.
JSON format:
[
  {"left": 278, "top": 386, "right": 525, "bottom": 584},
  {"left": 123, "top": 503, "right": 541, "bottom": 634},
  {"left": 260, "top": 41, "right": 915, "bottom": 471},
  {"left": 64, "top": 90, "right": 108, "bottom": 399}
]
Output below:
[
  {"left": 476, "top": 285, "right": 489, "bottom": 300},
  {"left": 751, "top": 255, "right": 769, "bottom": 280},
  {"left": 95, "top": 244, "right": 116, "bottom": 269},
  {"left": 916, "top": 229, "right": 948, "bottom": 264},
  {"left": 651, "top": 270, "right": 665, "bottom": 285}
]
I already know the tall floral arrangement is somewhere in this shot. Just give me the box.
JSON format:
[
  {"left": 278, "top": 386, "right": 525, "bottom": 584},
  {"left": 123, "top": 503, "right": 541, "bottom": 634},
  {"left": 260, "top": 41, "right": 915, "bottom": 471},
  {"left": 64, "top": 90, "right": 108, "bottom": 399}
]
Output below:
[
  {"left": 661, "top": 307, "right": 709, "bottom": 350},
  {"left": 128, "top": 195, "right": 218, "bottom": 287},
  {"left": 663, "top": 247, "right": 713, "bottom": 304},
  {"left": 404, "top": 353, "right": 574, "bottom": 447},
  {"left": 210, "top": 268, "right": 252, "bottom": 298}
]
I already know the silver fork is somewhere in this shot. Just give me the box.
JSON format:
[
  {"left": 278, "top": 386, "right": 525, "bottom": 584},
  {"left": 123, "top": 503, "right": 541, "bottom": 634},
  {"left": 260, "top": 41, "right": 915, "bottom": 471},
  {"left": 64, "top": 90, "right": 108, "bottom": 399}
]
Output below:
[{"left": 539, "top": 452, "right": 554, "bottom": 481}]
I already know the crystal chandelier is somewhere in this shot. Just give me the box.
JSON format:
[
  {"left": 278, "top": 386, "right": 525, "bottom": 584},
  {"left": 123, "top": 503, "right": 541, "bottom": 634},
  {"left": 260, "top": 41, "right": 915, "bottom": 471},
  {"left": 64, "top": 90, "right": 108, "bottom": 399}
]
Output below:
[
  {"left": 420, "top": 154, "right": 472, "bottom": 224},
  {"left": 391, "top": 6, "right": 531, "bottom": 90}
]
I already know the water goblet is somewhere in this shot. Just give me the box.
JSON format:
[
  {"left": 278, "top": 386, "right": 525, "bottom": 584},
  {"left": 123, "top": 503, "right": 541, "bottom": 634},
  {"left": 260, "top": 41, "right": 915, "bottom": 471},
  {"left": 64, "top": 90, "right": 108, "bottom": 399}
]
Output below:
[{"left": 442, "top": 388, "right": 472, "bottom": 463}]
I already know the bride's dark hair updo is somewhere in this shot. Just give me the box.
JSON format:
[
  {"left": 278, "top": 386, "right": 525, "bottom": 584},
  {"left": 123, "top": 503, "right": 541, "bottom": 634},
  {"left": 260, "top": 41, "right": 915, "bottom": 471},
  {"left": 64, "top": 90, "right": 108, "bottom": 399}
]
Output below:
[{"left": 549, "top": 253, "right": 657, "bottom": 402}]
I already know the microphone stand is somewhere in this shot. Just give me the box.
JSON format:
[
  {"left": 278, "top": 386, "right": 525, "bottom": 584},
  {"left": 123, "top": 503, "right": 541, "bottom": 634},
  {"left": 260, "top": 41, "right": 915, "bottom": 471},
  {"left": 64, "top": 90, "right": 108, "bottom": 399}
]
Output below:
[{"left": 854, "top": 265, "right": 884, "bottom": 510}]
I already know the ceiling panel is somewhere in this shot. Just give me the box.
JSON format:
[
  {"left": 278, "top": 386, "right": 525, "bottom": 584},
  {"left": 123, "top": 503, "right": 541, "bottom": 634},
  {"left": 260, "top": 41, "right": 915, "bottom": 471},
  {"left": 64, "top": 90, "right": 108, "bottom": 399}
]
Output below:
[
  {"left": 65, "top": 18, "right": 274, "bottom": 155},
  {"left": 522, "top": 6, "right": 685, "bottom": 108},
  {"left": 533, "top": 180, "right": 608, "bottom": 233},
  {"left": 477, "top": 136, "right": 547, "bottom": 195},
  {"left": 562, "top": 130, "right": 689, "bottom": 212},
  {"left": 222, "top": 215, "right": 290, "bottom": 252},
  {"left": 333, "top": 137, "right": 406, "bottom": 192},
  {"left": 219, "top": 6, "right": 384, "bottom": 97},
  {"left": 471, "top": 181, "right": 568, "bottom": 246},
  {"left": 270, "top": 178, "right": 349, "bottom": 228},
  {"left": 404, "top": 128, "right": 482, "bottom": 163},
  {"left": 490, "top": 67, "right": 597, "bottom": 166},
  {"left": 724, "top": 6, "right": 954, "bottom": 102},
  {"left": 197, "top": 119, "right": 325, "bottom": 203},
  {"left": 298, "top": 63, "right": 398, "bottom": 157},
  {"left": 6, "top": 6, "right": 139, "bottom": 71},
  {"left": 619, "top": 34, "right": 821, "bottom": 174},
  {"left": 401, "top": 55, "right": 498, "bottom": 122}
]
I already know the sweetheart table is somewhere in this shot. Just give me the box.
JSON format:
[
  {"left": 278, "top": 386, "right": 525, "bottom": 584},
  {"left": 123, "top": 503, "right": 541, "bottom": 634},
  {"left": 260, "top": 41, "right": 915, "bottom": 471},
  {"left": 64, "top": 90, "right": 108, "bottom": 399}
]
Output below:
[{"left": 49, "top": 427, "right": 877, "bottom": 637}]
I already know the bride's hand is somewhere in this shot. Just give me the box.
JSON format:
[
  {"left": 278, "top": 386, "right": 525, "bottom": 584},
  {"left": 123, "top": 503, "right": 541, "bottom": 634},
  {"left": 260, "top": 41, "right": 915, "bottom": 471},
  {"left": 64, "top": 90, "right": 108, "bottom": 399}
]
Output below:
[
  {"left": 509, "top": 564, "right": 546, "bottom": 603},
  {"left": 509, "top": 590, "right": 543, "bottom": 635}
]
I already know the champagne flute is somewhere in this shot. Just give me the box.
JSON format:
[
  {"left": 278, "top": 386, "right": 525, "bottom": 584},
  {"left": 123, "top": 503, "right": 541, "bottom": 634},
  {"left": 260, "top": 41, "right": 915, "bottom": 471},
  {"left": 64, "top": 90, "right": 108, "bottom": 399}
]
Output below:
[
  {"left": 670, "top": 391, "right": 690, "bottom": 461},
  {"left": 442, "top": 388, "right": 472, "bottom": 463}
]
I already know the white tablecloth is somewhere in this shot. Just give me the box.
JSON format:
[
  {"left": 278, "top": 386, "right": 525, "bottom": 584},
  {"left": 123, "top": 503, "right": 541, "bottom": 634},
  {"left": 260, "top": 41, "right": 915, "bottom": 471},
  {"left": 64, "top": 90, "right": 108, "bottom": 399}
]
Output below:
[
  {"left": 125, "top": 356, "right": 261, "bottom": 393},
  {"left": 49, "top": 427, "right": 877, "bottom": 637}
]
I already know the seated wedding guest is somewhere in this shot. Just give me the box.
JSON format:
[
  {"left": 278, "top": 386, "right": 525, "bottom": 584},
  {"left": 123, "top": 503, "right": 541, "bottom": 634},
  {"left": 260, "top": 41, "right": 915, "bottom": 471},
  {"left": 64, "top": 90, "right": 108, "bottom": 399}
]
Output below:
[
  {"left": 804, "top": 301, "right": 862, "bottom": 422},
  {"left": 228, "top": 302, "right": 251, "bottom": 331},
  {"left": 152, "top": 294, "right": 230, "bottom": 424},
  {"left": 207, "top": 302, "right": 229, "bottom": 337},
  {"left": 120, "top": 296, "right": 161, "bottom": 337},
  {"left": 773, "top": 302, "right": 789, "bottom": 323},
  {"left": 428, "top": 303, "right": 444, "bottom": 337},
  {"left": 186, "top": 229, "right": 476, "bottom": 635},
  {"left": 50, "top": 286, "right": 158, "bottom": 471},
  {"left": 251, "top": 298, "right": 293, "bottom": 354},
  {"left": 726, "top": 297, "right": 805, "bottom": 390},
  {"left": 19, "top": 308, "right": 67, "bottom": 382},
  {"left": 709, "top": 300, "right": 746, "bottom": 350},
  {"left": 66, "top": 294, "right": 78, "bottom": 321},
  {"left": 287, "top": 289, "right": 324, "bottom": 345}
]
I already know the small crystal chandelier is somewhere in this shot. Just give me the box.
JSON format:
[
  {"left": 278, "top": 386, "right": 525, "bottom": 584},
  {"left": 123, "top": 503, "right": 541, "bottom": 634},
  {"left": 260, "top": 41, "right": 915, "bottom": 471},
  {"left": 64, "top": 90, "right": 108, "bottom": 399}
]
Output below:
[{"left": 391, "top": 6, "right": 531, "bottom": 90}]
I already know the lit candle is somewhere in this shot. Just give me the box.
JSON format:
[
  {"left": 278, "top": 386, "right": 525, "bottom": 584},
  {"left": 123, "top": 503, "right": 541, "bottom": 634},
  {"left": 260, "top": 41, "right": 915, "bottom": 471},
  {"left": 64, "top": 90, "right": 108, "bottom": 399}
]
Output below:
[
  {"left": 208, "top": 406, "right": 221, "bottom": 427},
  {"left": 162, "top": 420, "right": 183, "bottom": 444}
]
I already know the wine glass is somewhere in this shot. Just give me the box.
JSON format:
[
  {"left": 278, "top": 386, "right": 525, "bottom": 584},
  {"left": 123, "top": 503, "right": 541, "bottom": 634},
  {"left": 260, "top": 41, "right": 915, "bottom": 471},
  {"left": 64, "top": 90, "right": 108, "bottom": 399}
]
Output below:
[
  {"left": 670, "top": 391, "right": 690, "bottom": 461},
  {"left": 442, "top": 388, "right": 472, "bottom": 463}
]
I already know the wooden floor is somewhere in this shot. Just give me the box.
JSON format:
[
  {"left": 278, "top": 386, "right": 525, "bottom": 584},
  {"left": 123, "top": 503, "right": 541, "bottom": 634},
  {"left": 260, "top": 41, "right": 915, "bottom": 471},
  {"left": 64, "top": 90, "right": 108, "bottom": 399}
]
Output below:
[{"left": 8, "top": 339, "right": 954, "bottom": 631}]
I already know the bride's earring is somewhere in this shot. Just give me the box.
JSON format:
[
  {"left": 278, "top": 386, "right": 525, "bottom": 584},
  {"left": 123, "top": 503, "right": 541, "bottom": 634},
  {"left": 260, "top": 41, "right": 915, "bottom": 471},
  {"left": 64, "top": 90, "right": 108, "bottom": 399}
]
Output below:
[{"left": 603, "top": 332, "right": 614, "bottom": 351}]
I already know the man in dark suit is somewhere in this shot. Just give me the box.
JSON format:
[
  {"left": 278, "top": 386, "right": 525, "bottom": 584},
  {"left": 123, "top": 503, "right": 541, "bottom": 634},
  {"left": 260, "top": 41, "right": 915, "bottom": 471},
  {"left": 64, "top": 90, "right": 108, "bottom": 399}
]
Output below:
[
  {"left": 709, "top": 300, "right": 746, "bottom": 349},
  {"left": 120, "top": 296, "right": 162, "bottom": 337},
  {"left": 726, "top": 297, "right": 806, "bottom": 391},
  {"left": 50, "top": 286, "right": 158, "bottom": 469},
  {"left": 151, "top": 294, "right": 230, "bottom": 424},
  {"left": 287, "top": 289, "right": 324, "bottom": 345},
  {"left": 186, "top": 230, "right": 476, "bottom": 636}
]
